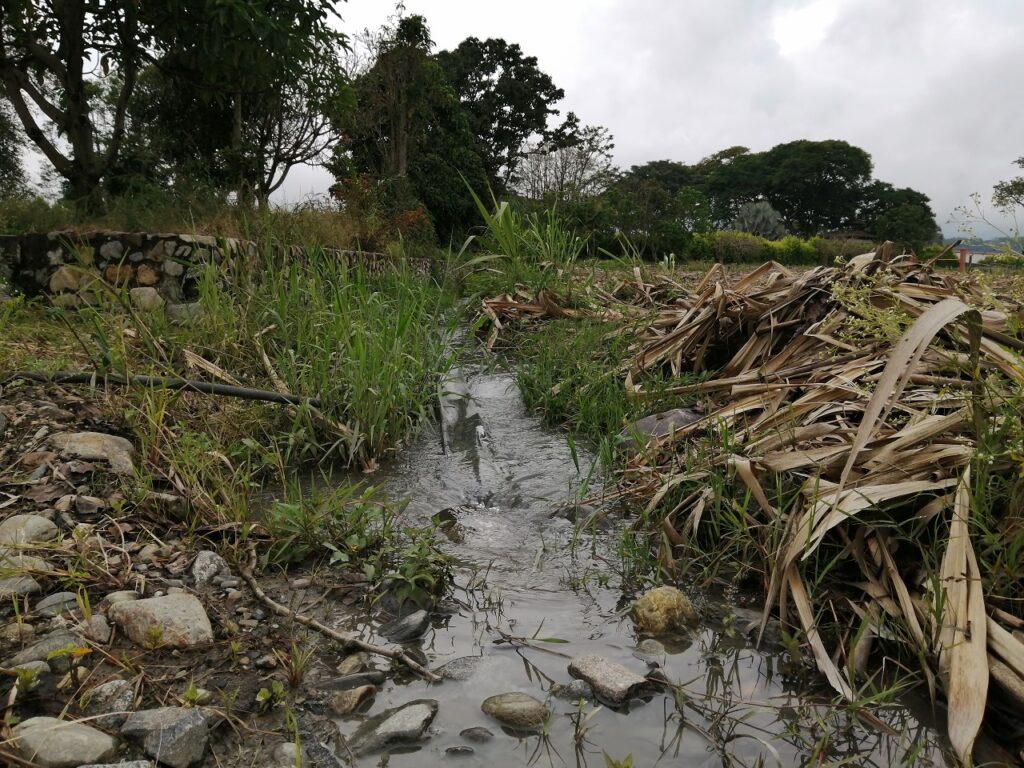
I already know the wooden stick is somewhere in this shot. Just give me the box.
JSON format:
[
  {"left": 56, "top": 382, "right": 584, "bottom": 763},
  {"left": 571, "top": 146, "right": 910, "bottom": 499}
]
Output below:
[{"left": 238, "top": 556, "right": 438, "bottom": 682}]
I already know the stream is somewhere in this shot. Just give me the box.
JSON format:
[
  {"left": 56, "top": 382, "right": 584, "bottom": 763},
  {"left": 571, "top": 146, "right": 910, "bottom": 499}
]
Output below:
[{"left": 278, "top": 366, "right": 951, "bottom": 767}]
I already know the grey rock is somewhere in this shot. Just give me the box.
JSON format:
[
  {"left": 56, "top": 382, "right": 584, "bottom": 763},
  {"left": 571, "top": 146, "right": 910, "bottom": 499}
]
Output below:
[
  {"left": 322, "top": 671, "right": 387, "bottom": 690},
  {"left": 270, "top": 741, "right": 306, "bottom": 767},
  {"left": 109, "top": 594, "right": 213, "bottom": 648},
  {"left": 620, "top": 407, "right": 702, "bottom": 450},
  {"left": 434, "top": 655, "right": 483, "bottom": 681},
  {"left": 4, "top": 629, "right": 84, "bottom": 672},
  {"left": 13, "top": 716, "right": 119, "bottom": 768},
  {"left": 9, "top": 660, "right": 49, "bottom": 682},
  {"left": 128, "top": 251, "right": 144, "bottom": 262},
  {"left": 550, "top": 678, "right": 593, "bottom": 701},
  {"left": 166, "top": 303, "right": 205, "bottom": 324},
  {"left": 0, "top": 621, "right": 34, "bottom": 643},
  {"left": 458, "top": 727, "right": 493, "bottom": 743},
  {"left": 345, "top": 698, "right": 438, "bottom": 756},
  {"left": 191, "top": 550, "right": 228, "bottom": 589},
  {"left": 77, "top": 763, "right": 153, "bottom": 768},
  {"left": 130, "top": 287, "right": 164, "bottom": 312},
  {"left": 121, "top": 707, "right": 210, "bottom": 768},
  {"left": 0, "top": 574, "right": 41, "bottom": 598},
  {"left": 83, "top": 614, "right": 113, "bottom": 643},
  {"left": 100, "top": 241, "right": 124, "bottom": 261},
  {"left": 50, "top": 432, "right": 135, "bottom": 475},
  {"left": 446, "top": 746, "right": 474, "bottom": 756},
  {"left": 568, "top": 655, "right": 649, "bottom": 706},
  {"left": 34, "top": 591, "right": 77, "bottom": 617},
  {"left": 162, "top": 260, "right": 184, "bottom": 277},
  {"left": 381, "top": 609, "right": 430, "bottom": 642},
  {"left": 217, "top": 577, "right": 239, "bottom": 588},
  {"left": 102, "top": 590, "right": 141, "bottom": 607},
  {"left": 83, "top": 679, "right": 135, "bottom": 728},
  {"left": 481, "top": 692, "right": 549, "bottom": 731},
  {"left": 633, "top": 638, "right": 666, "bottom": 663},
  {"left": 0, "top": 514, "right": 59, "bottom": 546},
  {"left": 76, "top": 495, "right": 108, "bottom": 514}
]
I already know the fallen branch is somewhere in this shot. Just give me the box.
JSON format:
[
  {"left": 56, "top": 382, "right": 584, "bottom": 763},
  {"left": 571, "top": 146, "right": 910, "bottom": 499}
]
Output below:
[
  {"left": 2, "top": 371, "right": 321, "bottom": 408},
  {"left": 238, "top": 555, "right": 439, "bottom": 682}
]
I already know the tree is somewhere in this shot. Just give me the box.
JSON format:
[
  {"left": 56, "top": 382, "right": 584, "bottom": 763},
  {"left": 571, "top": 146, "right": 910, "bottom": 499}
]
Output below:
[
  {"left": 857, "top": 181, "right": 938, "bottom": 250},
  {"left": 760, "top": 140, "right": 873, "bottom": 236},
  {"left": 0, "top": 0, "right": 144, "bottom": 209},
  {"left": 626, "top": 160, "right": 697, "bottom": 196},
  {"left": 512, "top": 125, "right": 616, "bottom": 203},
  {"left": 437, "top": 37, "right": 576, "bottom": 189},
  {"left": 993, "top": 157, "right": 1024, "bottom": 212},
  {"left": 731, "top": 201, "right": 786, "bottom": 240},
  {"left": 0, "top": 96, "right": 25, "bottom": 193}
]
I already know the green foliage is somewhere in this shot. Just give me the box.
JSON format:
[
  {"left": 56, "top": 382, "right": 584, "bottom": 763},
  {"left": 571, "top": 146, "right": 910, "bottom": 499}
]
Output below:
[
  {"left": 382, "top": 531, "right": 453, "bottom": 610},
  {"left": 992, "top": 156, "right": 1024, "bottom": 212},
  {"left": 709, "top": 231, "right": 766, "bottom": 263},
  {"left": 437, "top": 36, "right": 577, "bottom": 188},
  {"left": 730, "top": 200, "right": 787, "bottom": 240}
]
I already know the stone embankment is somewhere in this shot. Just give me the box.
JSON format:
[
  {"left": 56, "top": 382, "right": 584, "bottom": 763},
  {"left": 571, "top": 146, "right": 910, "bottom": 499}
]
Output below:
[{"left": 0, "top": 230, "right": 430, "bottom": 314}]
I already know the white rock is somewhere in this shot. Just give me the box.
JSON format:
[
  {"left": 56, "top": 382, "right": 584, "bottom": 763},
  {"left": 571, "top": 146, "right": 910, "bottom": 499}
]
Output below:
[
  {"left": 108, "top": 594, "right": 213, "bottom": 648},
  {"left": 191, "top": 550, "right": 228, "bottom": 589},
  {"left": 0, "top": 514, "right": 58, "bottom": 547},
  {"left": 50, "top": 432, "right": 135, "bottom": 474},
  {"left": 129, "top": 287, "right": 164, "bottom": 312},
  {"left": 13, "top": 716, "right": 119, "bottom": 768}
]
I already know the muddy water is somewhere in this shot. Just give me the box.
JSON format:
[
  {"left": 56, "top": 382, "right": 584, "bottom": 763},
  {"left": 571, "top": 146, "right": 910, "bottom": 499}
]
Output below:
[{"left": 313, "top": 368, "right": 950, "bottom": 766}]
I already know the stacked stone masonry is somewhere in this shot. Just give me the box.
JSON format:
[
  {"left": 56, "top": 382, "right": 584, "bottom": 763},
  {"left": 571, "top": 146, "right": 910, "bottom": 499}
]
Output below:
[{"left": 0, "top": 231, "right": 428, "bottom": 309}]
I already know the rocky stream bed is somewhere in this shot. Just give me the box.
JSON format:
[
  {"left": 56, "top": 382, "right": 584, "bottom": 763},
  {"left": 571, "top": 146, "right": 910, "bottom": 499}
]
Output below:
[{"left": 0, "top": 368, "right": 954, "bottom": 767}]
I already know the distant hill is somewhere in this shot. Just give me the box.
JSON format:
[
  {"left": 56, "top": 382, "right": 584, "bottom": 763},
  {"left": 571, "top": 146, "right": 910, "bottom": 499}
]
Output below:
[{"left": 942, "top": 235, "right": 1021, "bottom": 254}]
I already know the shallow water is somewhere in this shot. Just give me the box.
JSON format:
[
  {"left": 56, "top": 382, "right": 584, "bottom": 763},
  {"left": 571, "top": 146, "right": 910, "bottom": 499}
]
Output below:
[{"left": 292, "top": 368, "right": 951, "bottom": 767}]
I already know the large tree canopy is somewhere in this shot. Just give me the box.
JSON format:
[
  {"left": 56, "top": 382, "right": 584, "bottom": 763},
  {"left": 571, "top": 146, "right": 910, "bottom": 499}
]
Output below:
[{"left": 436, "top": 37, "right": 576, "bottom": 190}]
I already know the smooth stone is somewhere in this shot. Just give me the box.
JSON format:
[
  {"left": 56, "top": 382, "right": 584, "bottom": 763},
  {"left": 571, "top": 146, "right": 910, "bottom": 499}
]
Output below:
[
  {"left": 271, "top": 741, "right": 306, "bottom": 766},
  {"left": 434, "top": 655, "right": 483, "bottom": 681},
  {"left": 458, "top": 727, "right": 493, "bottom": 743},
  {"left": 49, "top": 266, "right": 80, "bottom": 293},
  {"left": 568, "top": 655, "right": 649, "bottom": 706},
  {"left": 322, "top": 671, "right": 387, "bottom": 690},
  {"left": 121, "top": 707, "right": 210, "bottom": 768},
  {"left": 82, "top": 678, "right": 135, "bottom": 728},
  {"left": 631, "top": 586, "right": 697, "bottom": 635},
  {"left": 13, "top": 716, "right": 119, "bottom": 768},
  {"left": 480, "top": 692, "right": 549, "bottom": 731},
  {"left": 34, "top": 591, "right": 77, "bottom": 617},
  {"left": 163, "top": 260, "right": 184, "bottom": 277},
  {"left": 76, "top": 495, "right": 108, "bottom": 514},
  {"left": 10, "top": 660, "right": 49, "bottom": 682},
  {"left": 191, "top": 550, "right": 228, "bottom": 589},
  {"left": 328, "top": 684, "right": 376, "bottom": 716},
  {"left": 109, "top": 594, "right": 214, "bottom": 648},
  {"left": 0, "top": 574, "right": 41, "bottom": 598},
  {"left": 0, "top": 621, "right": 35, "bottom": 642},
  {"left": 0, "top": 514, "right": 59, "bottom": 546},
  {"left": 4, "top": 629, "right": 83, "bottom": 672},
  {"left": 381, "top": 609, "right": 430, "bottom": 642},
  {"left": 336, "top": 652, "right": 369, "bottom": 675},
  {"left": 50, "top": 432, "right": 135, "bottom": 475},
  {"left": 344, "top": 699, "right": 438, "bottom": 756},
  {"left": 446, "top": 746, "right": 474, "bottom": 756},
  {"left": 99, "top": 241, "right": 124, "bottom": 260},
  {"left": 620, "top": 407, "right": 703, "bottom": 449}
]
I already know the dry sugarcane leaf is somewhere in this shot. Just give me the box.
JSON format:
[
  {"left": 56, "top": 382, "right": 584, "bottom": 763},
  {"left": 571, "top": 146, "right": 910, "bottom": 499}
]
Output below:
[
  {"left": 938, "top": 468, "right": 988, "bottom": 764},
  {"left": 786, "top": 564, "right": 854, "bottom": 699},
  {"left": 836, "top": 298, "right": 981, "bottom": 494}
]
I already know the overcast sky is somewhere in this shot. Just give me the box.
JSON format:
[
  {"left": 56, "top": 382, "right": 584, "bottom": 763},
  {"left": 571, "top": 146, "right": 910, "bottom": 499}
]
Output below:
[{"left": 276, "top": 0, "right": 1024, "bottom": 238}]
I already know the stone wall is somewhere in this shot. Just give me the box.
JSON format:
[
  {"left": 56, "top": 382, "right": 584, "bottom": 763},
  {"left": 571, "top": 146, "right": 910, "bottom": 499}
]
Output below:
[{"left": 0, "top": 231, "right": 427, "bottom": 309}]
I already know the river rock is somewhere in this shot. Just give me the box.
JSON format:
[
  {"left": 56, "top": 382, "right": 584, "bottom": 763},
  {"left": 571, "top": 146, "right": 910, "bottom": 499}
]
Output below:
[
  {"left": 102, "top": 590, "right": 141, "bottom": 607},
  {"left": 0, "top": 573, "right": 41, "bottom": 598},
  {"left": 345, "top": 699, "right": 438, "bottom": 756},
  {"left": 13, "top": 716, "right": 119, "bottom": 768},
  {"left": 434, "top": 655, "right": 483, "bottom": 681},
  {"left": 271, "top": 741, "right": 307, "bottom": 766},
  {"left": 51, "top": 431, "right": 135, "bottom": 474},
  {"left": 0, "top": 620, "right": 34, "bottom": 643},
  {"left": 550, "top": 678, "right": 593, "bottom": 701},
  {"left": 49, "top": 266, "right": 81, "bottom": 293},
  {"left": 381, "top": 609, "right": 430, "bottom": 642},
  {"left": 322, "top": 670, "right": 387, "bottom": 690},
  {"left": 191, "top": 550, "right": 229, "bottom": 589},
  {"left": 4, "top": 629, "right": 84, "bottom": 672},
  {"left": 480, "top": 692, "right": 549, "bottom": 731},
  {"left": 336, "top": 651, "right": 369, "bottom": 675},
  {"left": 631, "top": 586, "right": 696, "bottom": 635},
  {"left": 459, "top": 726, "right": 493, "bottom": 743},
  {"left": 0, "top": 514, "right": 59, "bottom": 546},
  {"left": 328, "top": 684, "right": 376, "bottom": 716},
  {"left": 83, "top": 613, "right": 113, "bottom": 643},
  {"left": 446, "top": 746, "right": 474, "bottom": 756},
  {"left": 163, "top": 259, "right": 184, "bottom": 278},
  {"left": 122, "top": 707, "right": 210, "bottom": 768},
  {"left": 568, "top": 655, "right": 649, "bottom": 706},
  {"left": 620, "top": 408, "right": 703, "bottom": 450},
  {"left": 77, "top": 763, "right": 153, "bottom": 768},
  {"left": 633, "top": 638, "right": 666, "bottom": 663},
  {"left": 83, "top": 678, "right": 135, "bottom": 728},
  {"left": 34, "top": 591, "right": 77, "bottom": 617},
  {"left": 109, "top": 594, "right": 213, "bottom": 648}
]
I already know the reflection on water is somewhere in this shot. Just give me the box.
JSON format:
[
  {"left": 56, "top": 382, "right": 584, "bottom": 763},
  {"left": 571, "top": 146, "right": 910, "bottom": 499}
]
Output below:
[{"left": 296, "top": 369, "right": 951, "bottom": 767}]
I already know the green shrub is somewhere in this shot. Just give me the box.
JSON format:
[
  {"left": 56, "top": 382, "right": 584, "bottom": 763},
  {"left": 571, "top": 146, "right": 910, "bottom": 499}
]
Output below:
[
  {"left": 708, "top": 231, "right": 768, "bottom": 263},
  {"left": 810, "top": 236, "right": 875, "bottom": 265},
  {"left": 765, "top": 235, "right": 818, "bottom": 265},
  {"left": 688, "top": 233, "right": 713, "bottom": 261}
]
